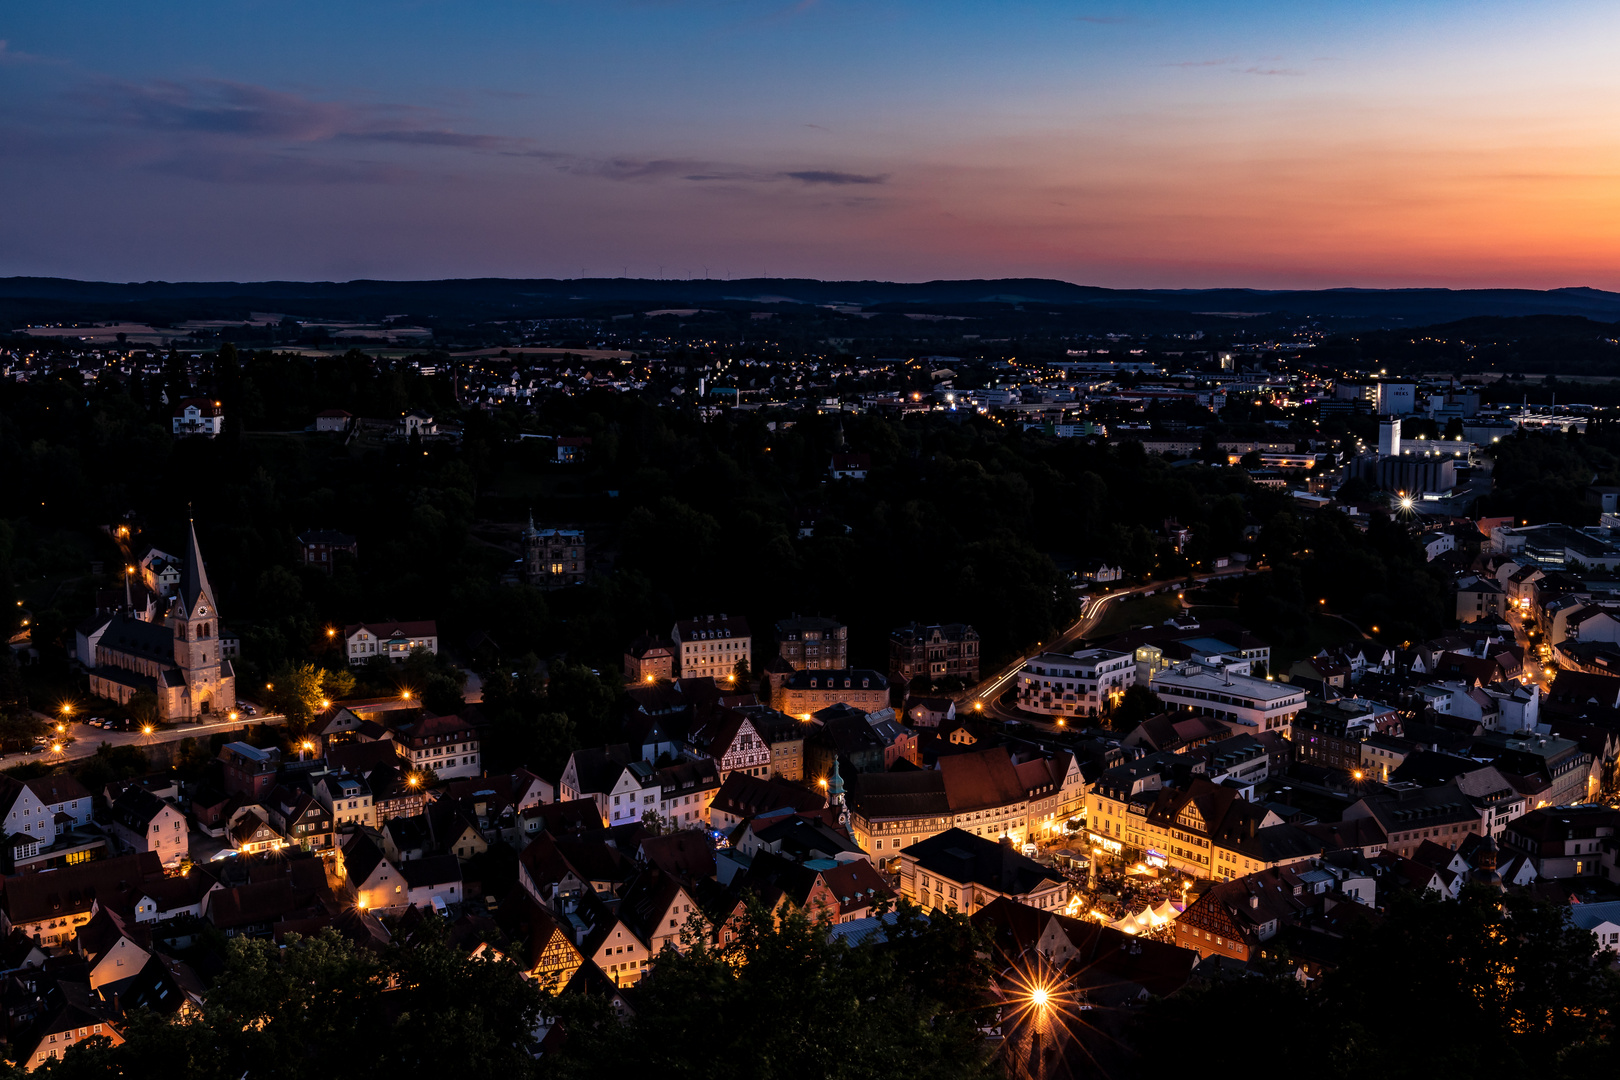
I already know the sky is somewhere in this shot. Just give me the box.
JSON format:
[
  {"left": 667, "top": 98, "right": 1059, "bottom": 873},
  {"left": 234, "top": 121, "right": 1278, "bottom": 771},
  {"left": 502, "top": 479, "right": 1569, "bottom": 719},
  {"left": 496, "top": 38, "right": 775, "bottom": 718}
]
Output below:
[{"left": 3, "top": 0, "right": 1619, "bottom": 288}]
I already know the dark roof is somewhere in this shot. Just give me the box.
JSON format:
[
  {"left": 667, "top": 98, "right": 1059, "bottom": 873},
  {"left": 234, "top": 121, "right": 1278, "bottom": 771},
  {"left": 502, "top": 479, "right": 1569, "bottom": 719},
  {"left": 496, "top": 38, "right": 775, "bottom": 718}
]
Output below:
[
  {"left": 710, "top": 773, "right": 826, "bottom": 820},
  {"left": 780, "top": 668, "right": 888, "bottom": 691},
  {"left": 1, "top": 853, "right": 161, "bottom": 927},
  {"left": 111, "top": 788, "right": 175, "bottom": 832},
  {"left": 400, "top": 854, "right": 462, "bottom": 891},
  {"left": 845, "top": 770, "right": 950, "bottom": 819},
  {"left": 902, "top": 828, "right": 1064, "bottom": 897},
  {"left": 637, "top": 831, "right": 717, "bottom": 881},
  {"left": 24, "top": 775, "right": 92, "bottom": 807},
  {"left": 342, "top": 830, "right": 391, "bottom": 884},
  {"left": 939, "top": 748, "right": 1026, "bottom": 812},
  {"left": 296, "top": 529, "right": 356, "bottom": 545},
  {"left": 344, "top": 620, "right": 439, "bottom": 639},
  {"left": 618, "top": 869, "right": 690, "bottom": 943},
  {"left": 97, "top": 613, "right": 174, "bottom": 661}
]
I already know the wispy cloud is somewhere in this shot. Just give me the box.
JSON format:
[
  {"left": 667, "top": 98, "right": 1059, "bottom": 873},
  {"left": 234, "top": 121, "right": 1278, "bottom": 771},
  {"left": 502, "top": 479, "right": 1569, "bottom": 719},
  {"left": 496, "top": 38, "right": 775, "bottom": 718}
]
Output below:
[
  {"left": 560, "top": 157, "right": 888, "bottom": 187},
  {"left": 56, "top": 76, "right": 891, "bottom": 192},
  {"left": 783, "top": 170, "right": 886, "bottom": 185},
  {"left": 152, "top": 150, "right": 412, "bottom": 185},
  {"left": 86, "top": 79, "right": 357, "bottom": 139},
  {"left": 1243, "top": 66, "right": 1304, "bottom": 76},
  {"left": 340, "top": 129, "right": 517, "bottom": 149}
]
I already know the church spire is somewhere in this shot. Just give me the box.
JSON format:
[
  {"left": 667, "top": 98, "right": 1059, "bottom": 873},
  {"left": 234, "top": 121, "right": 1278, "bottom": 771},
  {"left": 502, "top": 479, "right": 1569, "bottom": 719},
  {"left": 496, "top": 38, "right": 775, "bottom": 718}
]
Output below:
[{"left": 182, "top": 516, "right": 215, "bottom": 612}]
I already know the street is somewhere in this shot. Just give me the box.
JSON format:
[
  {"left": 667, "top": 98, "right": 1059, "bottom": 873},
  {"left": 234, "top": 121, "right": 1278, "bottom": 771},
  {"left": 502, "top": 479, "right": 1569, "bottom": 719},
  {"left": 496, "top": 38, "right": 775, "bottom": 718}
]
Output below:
[
  {"left": 7, "top": 707, "right": 286, "bottom": 767},
  {"left": 960, "top": 567, "right": 1260, "bottom": 727}
]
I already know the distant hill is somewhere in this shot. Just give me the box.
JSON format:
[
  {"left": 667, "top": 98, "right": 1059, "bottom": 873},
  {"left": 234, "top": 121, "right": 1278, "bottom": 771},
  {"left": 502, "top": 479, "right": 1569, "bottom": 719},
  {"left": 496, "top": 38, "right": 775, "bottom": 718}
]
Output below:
[{"left": 4, "top": 276, "right": 1620, "bottom": 328}]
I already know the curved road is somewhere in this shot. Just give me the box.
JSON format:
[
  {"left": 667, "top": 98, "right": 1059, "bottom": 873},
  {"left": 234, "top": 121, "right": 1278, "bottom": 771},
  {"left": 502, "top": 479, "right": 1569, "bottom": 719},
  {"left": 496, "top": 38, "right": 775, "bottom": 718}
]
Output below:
[{"left": 959, "top": 567, "right": 1261, "bottom": 727}]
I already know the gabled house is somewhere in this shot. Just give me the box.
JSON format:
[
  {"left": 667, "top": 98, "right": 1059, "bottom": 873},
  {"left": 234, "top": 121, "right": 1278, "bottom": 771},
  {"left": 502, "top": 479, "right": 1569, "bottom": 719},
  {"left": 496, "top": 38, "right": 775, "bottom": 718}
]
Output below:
[
  {"left": 502, "top": 898, "right": 584, "bottom": 991},
  {"left": 109, "top": 789, "right": 189, "bottom": 867},
  {"left": 229, "top": 810, "right": 284, "bottom": 856},
  {"left": 576, "top": 888, "right": 652, "bottom": 986},
  {"left": 343, "top": 831, "right": 407, "bottom": 914},
  {"left": 267, "top": 786, "right": 334, "bottom": 852},
  {"left": 23, "top": 776, "right": 93, "bottom": 835},
  {"left": 0, "top": 777, "right": 56, "bottom": 850},
  {"left": 619, "top": 869, "right": 705, "bottom": 957},
  {"left": 16, "top": 981, "right": 124, "bottom": 1071},
  {"left": 314, "top": 770, "right": 376, "bottom": 830},
  {"left": 75, "top": 909, "right": 151, "bottom": 992}
]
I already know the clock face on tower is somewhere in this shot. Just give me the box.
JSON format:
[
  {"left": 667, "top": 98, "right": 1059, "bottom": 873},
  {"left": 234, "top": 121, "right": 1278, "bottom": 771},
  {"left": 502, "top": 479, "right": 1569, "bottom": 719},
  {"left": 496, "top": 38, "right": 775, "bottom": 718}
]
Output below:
[{"left": 198, "top": 606, "right": 209, "bottom": 616}]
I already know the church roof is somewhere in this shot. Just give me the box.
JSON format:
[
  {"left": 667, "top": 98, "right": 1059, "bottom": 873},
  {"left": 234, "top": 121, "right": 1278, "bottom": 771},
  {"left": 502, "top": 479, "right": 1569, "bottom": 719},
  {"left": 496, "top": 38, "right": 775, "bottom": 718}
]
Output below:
[{"left": 180, "top": 519, "right": 215, "bottom": 614}]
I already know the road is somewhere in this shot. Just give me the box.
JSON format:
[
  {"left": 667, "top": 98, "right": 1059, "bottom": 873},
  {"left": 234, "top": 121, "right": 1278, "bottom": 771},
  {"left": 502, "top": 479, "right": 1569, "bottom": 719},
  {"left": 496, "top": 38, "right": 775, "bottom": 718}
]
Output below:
[
  {"left": 959, "top": 566, "right": 1261, "bottom": 726},
  {"left": 6, "top": 707, "right": 286, "bottom": 768}
]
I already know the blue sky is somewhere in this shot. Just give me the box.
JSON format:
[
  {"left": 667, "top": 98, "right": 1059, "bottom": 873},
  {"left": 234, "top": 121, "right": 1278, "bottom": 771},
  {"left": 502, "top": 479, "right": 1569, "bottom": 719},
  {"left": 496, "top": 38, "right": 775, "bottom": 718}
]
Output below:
[{"left": 4, "top": 1, "right": 1618, "bottom": 286}]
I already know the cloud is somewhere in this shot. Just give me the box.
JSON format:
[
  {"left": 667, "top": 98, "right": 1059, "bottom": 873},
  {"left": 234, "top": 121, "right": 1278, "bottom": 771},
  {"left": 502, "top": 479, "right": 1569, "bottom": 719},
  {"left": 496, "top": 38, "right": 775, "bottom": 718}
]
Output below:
[
  {"left": 782, "top": 170, "right": 887, "bottom": 185},
  {"left": 76, "top": 77, "right": 532, "bottom": 151},
  {"left": 88, "top": 79, "right": 354, "bottom": 139},
  {"left": 151, "top": 150, "right": 412, "bottom": 185},
  {"left": 1163, "top": 57, "right": 1240, "bottom": 68},
  {"left": 1243, "top": 66, "right": 1304, "bottom": 76},
  {"left": 571, "top": 157, "right": 719, "bottom": 181},
  {"left": 340, "top": 129, "right": 516, "bottom": 149},
  {"left": 559, "top": 157, "right": 888, "bottom": 187}
]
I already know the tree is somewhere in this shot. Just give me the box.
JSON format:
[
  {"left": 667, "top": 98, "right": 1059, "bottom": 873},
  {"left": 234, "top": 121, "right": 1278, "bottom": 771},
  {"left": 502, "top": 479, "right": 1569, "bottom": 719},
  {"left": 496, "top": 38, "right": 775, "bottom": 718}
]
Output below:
[
  {"left": 43, "top": 927, "right": 545, "bottom": 1080},
  {"left": 128, "top": 690, "right": 161, "bottom": 728},
  {"left": 266, "top": 663, "right": 326, "bottom": 729},
  {"left": 544, "top": 897, "right": 998, "bottom": 1080},
  {"left": 1108, "top": 684, "right": 1162, "bottom": 732}
]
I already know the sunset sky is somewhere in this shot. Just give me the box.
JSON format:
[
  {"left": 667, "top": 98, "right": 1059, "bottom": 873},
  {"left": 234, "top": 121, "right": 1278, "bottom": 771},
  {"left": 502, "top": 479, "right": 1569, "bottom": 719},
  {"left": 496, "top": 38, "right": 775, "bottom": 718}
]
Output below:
[{"left": 4, "top": 1, "right": 1618, "bottom": 287}]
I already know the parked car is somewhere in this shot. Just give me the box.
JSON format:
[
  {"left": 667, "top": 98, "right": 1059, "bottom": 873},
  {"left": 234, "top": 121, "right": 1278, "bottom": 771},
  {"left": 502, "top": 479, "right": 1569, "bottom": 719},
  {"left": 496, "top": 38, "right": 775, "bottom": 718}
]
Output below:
[{"left": 24, "top": 745, "right": 46, "bottom": 755}]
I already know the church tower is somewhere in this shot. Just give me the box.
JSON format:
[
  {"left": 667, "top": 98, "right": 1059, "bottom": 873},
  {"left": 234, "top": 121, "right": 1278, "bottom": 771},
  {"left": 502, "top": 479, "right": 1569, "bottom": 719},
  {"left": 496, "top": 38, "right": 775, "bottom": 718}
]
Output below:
[{"left": 166, "top": 519, "right": 236, "bottom": 718}]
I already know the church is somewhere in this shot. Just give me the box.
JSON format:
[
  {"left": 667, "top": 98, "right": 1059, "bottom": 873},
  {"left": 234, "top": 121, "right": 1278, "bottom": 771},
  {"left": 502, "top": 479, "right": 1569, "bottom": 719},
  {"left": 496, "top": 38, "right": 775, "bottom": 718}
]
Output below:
[{"left": 88, "top": 521, "right": 238, "bottom": 721}]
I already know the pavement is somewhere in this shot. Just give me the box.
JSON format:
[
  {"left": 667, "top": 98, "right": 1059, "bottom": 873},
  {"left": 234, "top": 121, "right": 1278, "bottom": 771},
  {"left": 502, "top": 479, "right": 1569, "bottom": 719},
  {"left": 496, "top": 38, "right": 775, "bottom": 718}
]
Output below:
[{"left": 7, "top": 705, "right": 286, "bottom": 768}]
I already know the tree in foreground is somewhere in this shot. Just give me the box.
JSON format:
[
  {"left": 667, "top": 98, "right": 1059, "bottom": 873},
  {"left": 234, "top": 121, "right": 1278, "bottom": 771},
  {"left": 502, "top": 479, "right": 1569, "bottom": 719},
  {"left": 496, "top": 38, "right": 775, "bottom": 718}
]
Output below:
[
  {"left": 544, "top": 898, "right": 1000, "bottom": 1080},
  {"left": 33, "top": 924, "right": 543, "bottom": 1080}
]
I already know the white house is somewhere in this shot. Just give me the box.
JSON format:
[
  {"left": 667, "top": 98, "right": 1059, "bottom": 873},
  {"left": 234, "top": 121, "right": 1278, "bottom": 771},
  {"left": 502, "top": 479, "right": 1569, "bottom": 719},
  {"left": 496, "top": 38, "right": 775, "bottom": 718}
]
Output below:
[
  {"left": 1567, "top": 900, "right": 1620, "bottom": 956},
  {"left": 109, "top": 790, "right": 189, "bottom": 867},
  {"left": 1016, "top": 649, "right": 1136, "bottom": 718},
  {"left": 25, "top": 775, "right": 94, "bottom": 834},
  {"left": 829, "top": 453, "right": 871, "bottom": 480},
  {"left": 1148, "top": 662, "right": 1307, "bottom": 736},
  {"left": 172, "top": 398, "right": 224, "bottom": 438},
  {"left": 344, "top": 620, "right": 439, "bottom": 665},
  {"left": 0, "top": 778, "right": 55, "bottom": 848},
  {"left": 314, "top": 409, "right": 353, "bottom": 432}
]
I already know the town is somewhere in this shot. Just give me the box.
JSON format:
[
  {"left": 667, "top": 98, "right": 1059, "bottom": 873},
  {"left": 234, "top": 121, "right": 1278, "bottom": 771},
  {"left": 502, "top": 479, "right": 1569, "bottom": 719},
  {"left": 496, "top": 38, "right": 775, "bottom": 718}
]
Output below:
[{"left": 3, "top": 293, "right": 1620, "bottom": 1076}]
